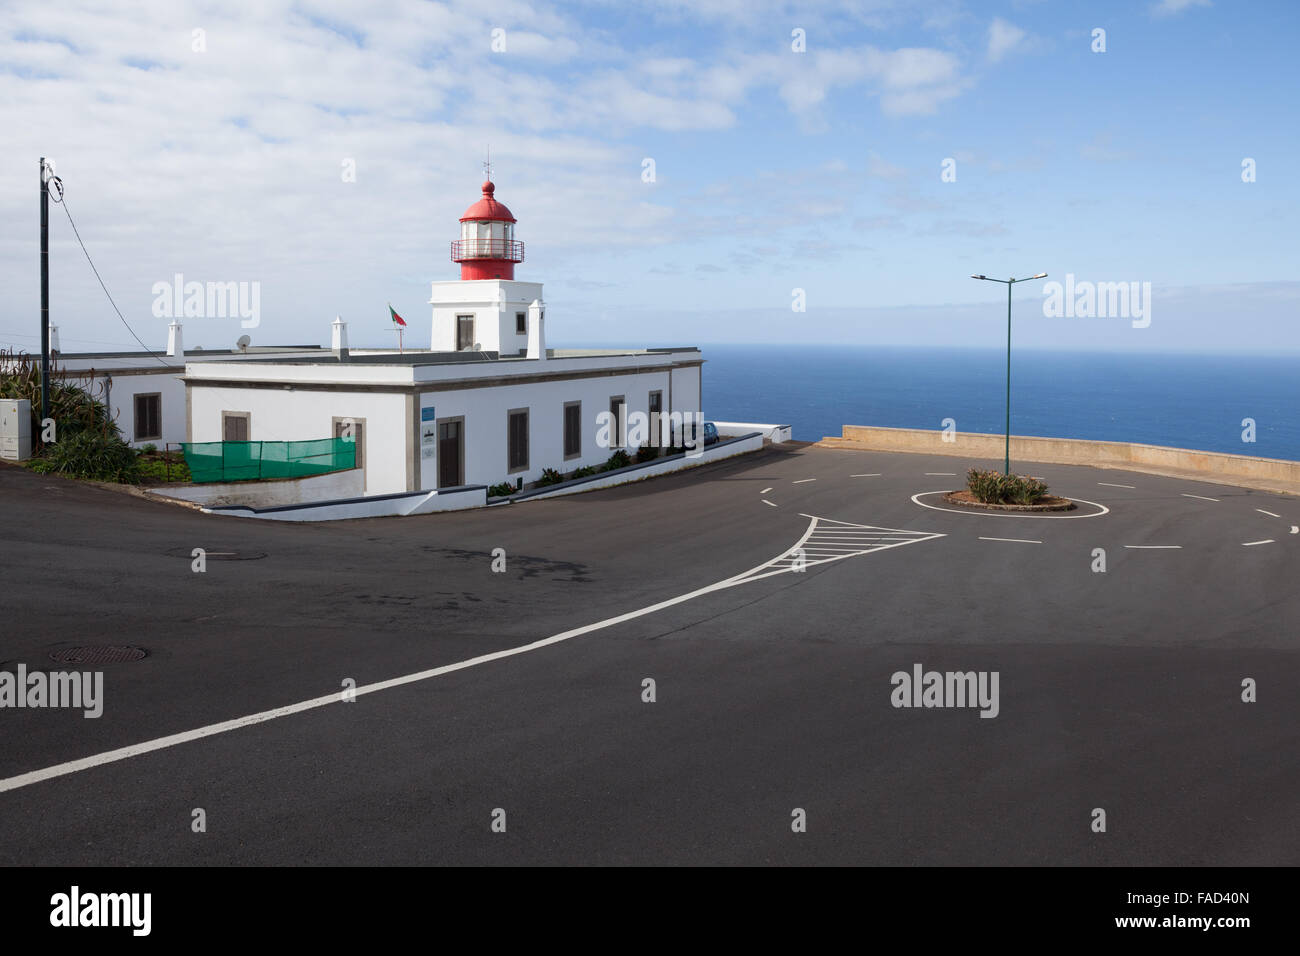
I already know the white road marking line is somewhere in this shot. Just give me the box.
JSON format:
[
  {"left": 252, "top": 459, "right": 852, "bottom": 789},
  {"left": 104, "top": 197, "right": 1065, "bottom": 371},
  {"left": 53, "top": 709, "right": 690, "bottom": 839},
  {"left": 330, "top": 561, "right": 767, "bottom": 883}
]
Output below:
[
  {"left": 1124, "top": 545, "right": 1182, "bottom": 549},
  {"left": 760, "top": 487, "right": 772, "bottom": 494},
  {"left": 1242, "top": 539, "right": 1274, "bottom": 547},
  {"left": 793, "top": 478, "right": 817, "bottom": 484},
  {"left": 1181, "top": 493, "right": 1220, "bottom": 502},
  {"left": 925, "top": 472, "right": 956, "bottom": 476},
  {"left": 850, "top": 473, "right": 881, "bottom": 477},
  {"left": 0, "top": 514, "right": 942, "bottom": 796},
  {"left": 979, "top": 536, "right": 1042, "bottom": 544},
  {"left": 911, "top": 492, "right": 1110, "bottom": 519},
  {"left": 762, "top": 499, "right": 777, "bottom": 507},
  {"left": 1098, "top": 482, "right": 1135, "bottom": 489},
  {"left": 1256, "top": 509, "right": 1280, "bottom": 517}
]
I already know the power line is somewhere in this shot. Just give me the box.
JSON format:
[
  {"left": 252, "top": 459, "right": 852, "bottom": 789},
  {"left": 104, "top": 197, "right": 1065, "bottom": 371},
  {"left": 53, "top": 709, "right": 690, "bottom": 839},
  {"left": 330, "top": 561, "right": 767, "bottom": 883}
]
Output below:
[
  {"left": 0, "top": 329, "right": 145, "bottom": 350},
  {"left": 48, "top": 178, "right": 178, "bottom": 370}
]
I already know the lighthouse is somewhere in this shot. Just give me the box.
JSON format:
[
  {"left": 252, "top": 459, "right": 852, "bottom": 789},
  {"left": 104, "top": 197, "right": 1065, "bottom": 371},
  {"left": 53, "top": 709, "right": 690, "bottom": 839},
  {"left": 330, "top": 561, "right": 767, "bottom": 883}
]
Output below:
[
  {"left": 450, "top": 180, "right": 524, "bottom": 280},
  {"left": 430, "top": 176, "right": 543, "bottom": 355}
]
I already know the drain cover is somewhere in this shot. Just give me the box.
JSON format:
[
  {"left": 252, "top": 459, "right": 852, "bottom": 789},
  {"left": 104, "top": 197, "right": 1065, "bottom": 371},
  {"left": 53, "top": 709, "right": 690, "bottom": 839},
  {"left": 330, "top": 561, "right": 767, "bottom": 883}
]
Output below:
[
  {"left": 165, "top": 547, "right": 267, "bottom": 561},
  {"left": 49, "top": 645, "right": 148, "bottom": 664}
]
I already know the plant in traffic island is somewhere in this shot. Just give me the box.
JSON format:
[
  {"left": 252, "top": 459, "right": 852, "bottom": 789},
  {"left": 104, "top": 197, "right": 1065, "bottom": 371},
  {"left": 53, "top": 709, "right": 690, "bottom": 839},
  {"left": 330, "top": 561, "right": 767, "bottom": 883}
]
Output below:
[{"left": 965, "top": 467, "right": 1049, "bottom": 505}]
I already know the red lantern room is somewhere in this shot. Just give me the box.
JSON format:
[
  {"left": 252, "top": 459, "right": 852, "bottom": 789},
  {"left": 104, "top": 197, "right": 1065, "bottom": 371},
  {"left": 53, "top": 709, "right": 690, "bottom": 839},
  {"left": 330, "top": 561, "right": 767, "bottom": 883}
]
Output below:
[{"left": 450, "top": 180, "right": 525, "bottom": 280}]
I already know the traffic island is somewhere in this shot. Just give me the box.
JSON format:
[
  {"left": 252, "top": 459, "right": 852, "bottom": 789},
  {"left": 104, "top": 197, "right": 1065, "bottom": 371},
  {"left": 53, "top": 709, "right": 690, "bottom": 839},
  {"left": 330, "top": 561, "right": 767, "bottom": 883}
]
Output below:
[{"left": 941, "top": 490, "right": 1077, "bottom": 512}]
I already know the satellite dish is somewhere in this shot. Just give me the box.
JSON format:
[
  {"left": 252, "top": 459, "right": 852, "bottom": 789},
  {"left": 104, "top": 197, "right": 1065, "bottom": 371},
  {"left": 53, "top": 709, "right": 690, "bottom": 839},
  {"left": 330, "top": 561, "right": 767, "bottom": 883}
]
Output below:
[{"left": 236, "top": 334, "right": 251, "bottom": 350}]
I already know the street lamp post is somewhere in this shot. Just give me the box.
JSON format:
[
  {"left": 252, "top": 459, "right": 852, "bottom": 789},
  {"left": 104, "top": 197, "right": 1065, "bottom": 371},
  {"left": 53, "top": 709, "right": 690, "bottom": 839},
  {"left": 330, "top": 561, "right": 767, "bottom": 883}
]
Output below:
[{"left": 970, "top": 273, "right": 1048, "bottom": 476}]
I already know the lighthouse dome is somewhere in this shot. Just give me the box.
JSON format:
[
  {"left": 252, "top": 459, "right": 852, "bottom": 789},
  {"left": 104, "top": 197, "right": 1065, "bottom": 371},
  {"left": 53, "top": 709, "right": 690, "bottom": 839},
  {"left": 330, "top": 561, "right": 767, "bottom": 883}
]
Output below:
[{"left": 459, "top": 181, "right": 516, "bottom": 223}]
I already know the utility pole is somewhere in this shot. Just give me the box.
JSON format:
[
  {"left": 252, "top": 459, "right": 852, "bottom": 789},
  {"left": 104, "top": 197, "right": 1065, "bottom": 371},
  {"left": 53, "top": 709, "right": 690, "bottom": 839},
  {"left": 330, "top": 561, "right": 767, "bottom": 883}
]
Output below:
[{"left": 39, "top": 157, "right": 50, "bottom": 439}]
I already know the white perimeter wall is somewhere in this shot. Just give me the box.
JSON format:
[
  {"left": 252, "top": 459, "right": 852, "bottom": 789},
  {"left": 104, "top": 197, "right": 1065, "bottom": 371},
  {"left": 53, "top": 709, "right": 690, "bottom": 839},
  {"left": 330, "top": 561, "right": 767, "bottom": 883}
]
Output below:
[
  {"left": 147, "top": 467, "right": 364, "bottom": 507},
  {"left": 189, "top": 387, "right": 409, "bottom": 495}
]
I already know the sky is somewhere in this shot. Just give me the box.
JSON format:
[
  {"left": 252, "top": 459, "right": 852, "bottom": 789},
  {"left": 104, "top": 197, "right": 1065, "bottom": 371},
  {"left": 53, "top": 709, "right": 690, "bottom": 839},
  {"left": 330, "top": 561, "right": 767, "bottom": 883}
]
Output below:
[{"left": 1, "top": 0, "right": 1297, "bottom": 354}]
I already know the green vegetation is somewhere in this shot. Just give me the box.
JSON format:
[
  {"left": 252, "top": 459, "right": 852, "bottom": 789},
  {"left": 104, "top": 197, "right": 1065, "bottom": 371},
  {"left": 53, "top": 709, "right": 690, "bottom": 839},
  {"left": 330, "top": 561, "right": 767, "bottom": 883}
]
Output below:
[
  {"left": 966, "top": 468, "right": 1049, "bottom": 505},
  {"left": 635, "top": 443, "right": 660, "bottom": 463},
  {"left": 30, "top": 430, "right": 141, "bottom": 483},
  {"left": 0, "top": 348, "right": 113, "bottom": 439},
  {"left": 488, "top": 481, "right": 515, "bottom": 498},
  {"left": 135, "top": 450, "right": 190, "bottom": 483},
  {"left": 600, "top": 449, "right": 632, "bottom": 472},
  {"left": 568, "top": 465, "right": 597, "bottom": 479},
  {"left": 536, "top": 466, "right": 564, "bottom": 487}
]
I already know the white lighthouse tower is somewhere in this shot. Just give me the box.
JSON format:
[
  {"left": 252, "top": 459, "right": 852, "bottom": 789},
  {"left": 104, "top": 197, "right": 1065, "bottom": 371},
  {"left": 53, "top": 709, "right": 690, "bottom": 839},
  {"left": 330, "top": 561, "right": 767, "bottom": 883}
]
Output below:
[{"left": 430, "top": 175, "right": 544, "bottom": 356}]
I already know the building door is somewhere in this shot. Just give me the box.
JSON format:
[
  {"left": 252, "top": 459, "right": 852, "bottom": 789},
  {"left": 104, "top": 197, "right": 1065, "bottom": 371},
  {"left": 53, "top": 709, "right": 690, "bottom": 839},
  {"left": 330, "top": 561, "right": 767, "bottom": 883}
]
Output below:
[
  {"left": 648, "top": 391, "right": 663, "bottom": 447},
  {"left": 456, "top": 314, "right": 475, "bottom": 351},
  {"left": 334, "top": 419, "right": 366, "bottom": 492},
  {"left": 438, "top": 419, "right": 463, "bottom": 488}
]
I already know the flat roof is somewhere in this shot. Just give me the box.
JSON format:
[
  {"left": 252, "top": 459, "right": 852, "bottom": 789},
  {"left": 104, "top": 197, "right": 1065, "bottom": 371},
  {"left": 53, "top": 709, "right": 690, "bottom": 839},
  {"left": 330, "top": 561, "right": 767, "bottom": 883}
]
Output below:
[
  {"left": 49, "top": 345, "right": 325, "bottom": 360},
  {"left": 199, "top": 347, "right": 702, "bottom": 368}
]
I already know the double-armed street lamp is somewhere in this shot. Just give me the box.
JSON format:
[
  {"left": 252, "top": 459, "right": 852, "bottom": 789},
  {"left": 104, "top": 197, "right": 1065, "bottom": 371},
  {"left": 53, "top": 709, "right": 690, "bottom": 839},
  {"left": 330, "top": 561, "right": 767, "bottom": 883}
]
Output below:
[{"left": 970, "top": 272, "right": 1048, "bottom": 476}]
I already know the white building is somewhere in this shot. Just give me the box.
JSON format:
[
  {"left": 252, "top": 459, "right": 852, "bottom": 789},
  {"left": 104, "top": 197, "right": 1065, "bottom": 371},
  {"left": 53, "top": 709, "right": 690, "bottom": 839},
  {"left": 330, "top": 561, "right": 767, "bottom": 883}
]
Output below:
[
  {"left": 13, "top": 322, "right": 330, "bottom": 449},
  {"left": 184, "top": 178, "right": 704, "bottom": 495}
]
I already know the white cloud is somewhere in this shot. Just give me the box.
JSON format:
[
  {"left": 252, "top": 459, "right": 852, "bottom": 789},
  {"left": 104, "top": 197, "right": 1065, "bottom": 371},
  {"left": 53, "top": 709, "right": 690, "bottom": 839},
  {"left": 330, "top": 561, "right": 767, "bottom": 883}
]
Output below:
[
  {"left": 987, "top": 18, "right": 1026, "bottom": 62},
  {"left": 1151, "top": 0, "right": 1212, "bottom": 17}
]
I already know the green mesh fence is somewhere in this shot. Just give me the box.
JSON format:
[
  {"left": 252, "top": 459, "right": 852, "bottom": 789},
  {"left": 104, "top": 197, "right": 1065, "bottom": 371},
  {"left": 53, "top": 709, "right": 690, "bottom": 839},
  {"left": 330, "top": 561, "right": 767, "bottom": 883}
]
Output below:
[{"left": 181, "top": 438, "right": 357, "bottom": 483}]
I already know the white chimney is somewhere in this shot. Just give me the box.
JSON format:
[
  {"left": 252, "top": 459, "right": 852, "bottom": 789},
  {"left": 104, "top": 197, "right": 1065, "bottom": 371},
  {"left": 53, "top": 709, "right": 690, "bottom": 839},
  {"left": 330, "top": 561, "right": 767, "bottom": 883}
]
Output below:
[
  {"left": 49, "top": 326, "right": 60, "bottom": 354},
  {"left": 331, "top": 316, "right": 349, "bottom": 357},
  {"left": 166, "top": 320, "right": 182, "bottom": 356},
  {"left": 526, "top": 299, "right": 546, "bottom": 360}
]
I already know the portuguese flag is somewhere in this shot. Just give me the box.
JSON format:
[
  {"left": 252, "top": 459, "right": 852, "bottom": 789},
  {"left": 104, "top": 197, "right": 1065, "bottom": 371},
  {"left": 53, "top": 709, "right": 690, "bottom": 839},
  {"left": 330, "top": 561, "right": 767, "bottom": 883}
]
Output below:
[{"left": 388, "top": 303, "right": 407, "bottom": 327}]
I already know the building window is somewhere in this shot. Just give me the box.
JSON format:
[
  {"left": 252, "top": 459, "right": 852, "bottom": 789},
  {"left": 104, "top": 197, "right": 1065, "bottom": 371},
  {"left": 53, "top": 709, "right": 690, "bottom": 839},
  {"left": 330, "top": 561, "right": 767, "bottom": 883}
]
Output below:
[
  {"left": 648, "top": 391, "right": 663, "bottom": 446},
  {"left": 564, "top": 401, "right": 581, "bottom": 459},
  {"left": 508, "top": 408, "right": 529, "bottom": 472},
  {"left": 516, "top": 312, "right": 527, "bottom": 335},
  {"left": 134, "top": 393, "right": 161, "bottom": 442},
  {"left": 222, "top": 412, "right": 249, "bottom": 442},
  {"left": 609, "top": 395, "right": 626, "bottom": 448},
  {"left": 457, "top": 314, "right": 475, "bottom": 351}
]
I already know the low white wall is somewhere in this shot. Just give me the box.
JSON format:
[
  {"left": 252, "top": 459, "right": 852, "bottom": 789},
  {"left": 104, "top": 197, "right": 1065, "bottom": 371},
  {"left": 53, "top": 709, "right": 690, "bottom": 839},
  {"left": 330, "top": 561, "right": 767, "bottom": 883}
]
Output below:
[
  {"left": 824, "top": 424, "right": 1300, "bottom": 493},
  {"left": 713, "top": 421, "right": 791, "bottom": 443},
  {"left": 205, "top": 485, "right": 487, "bottom": 521},
  {"left": 147, "top": 468, "right": 364, "bottom": 507},
  {"left": 517, "top": 433, "right": 763, "bottom": 502}
]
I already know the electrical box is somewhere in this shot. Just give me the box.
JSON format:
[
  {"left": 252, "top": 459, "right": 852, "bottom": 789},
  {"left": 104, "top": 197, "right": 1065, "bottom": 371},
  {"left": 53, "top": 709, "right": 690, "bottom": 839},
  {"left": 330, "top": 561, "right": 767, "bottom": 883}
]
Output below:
[{"left": 0, "top": 399, "right": 33, "bottom": 461}]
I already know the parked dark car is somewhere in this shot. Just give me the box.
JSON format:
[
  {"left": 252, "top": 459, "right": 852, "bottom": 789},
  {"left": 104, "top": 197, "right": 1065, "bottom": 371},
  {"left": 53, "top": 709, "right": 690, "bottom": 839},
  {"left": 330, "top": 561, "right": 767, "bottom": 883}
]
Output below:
[{"left": 703, "top": 422, "right": 719, "bottom": 445}]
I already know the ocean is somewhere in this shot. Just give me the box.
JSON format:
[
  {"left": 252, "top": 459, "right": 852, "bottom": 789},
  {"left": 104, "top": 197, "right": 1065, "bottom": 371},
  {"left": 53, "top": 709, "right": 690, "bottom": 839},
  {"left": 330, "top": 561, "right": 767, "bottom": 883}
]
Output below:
[{"left": 700, "top": 345, "right": 1300, "bottom": 461}]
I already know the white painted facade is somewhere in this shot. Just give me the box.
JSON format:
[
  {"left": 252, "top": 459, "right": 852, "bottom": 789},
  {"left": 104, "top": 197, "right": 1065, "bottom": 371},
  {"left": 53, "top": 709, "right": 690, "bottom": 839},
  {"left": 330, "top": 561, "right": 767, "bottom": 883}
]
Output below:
[
  {"left": 186, "top": 348, "right": 703, "bottom": 497},
  {"left": 1, "top": 341, "right": 333, "bottom": 449},
  {"left": 429, "top": 279, "right": 543, "bottom": 354}
]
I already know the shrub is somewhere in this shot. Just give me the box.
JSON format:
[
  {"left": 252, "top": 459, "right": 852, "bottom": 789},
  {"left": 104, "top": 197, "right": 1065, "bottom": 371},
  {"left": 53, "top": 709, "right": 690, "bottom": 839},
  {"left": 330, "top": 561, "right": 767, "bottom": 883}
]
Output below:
[
  {"left": 635, "top": 443, "right": 660, "bottom": 463},
  {"left": 569, "top": 465, "right": 597, "bottom": 480},
  {"left": 488, "top": 481, "right": 515, "bottom": 498},
  {"left": 600, "top": 449, "right": 632, "bottom": 472},
  {"left": 140, "top": 443, "right": 158, "bottom": 455},
  {"left": 966, "top": 468, "right": 1048, "bottom": 505},
  {"left": 30, "top": 429, "right": 141, "bottom": 483},
  {"left": 536, "top": 467, "right": 564, "bottom": 486},
  {"left": 136, "top": 453, "right": 190, "bottom": 484},
  {"left": 0, "top": 348, "right": 113, "bottom": 440}
]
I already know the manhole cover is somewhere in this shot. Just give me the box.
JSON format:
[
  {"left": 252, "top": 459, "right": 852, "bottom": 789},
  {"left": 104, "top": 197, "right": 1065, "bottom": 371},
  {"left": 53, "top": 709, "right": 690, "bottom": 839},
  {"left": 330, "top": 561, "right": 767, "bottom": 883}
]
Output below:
[
  {"left": 49, "top": 645, "right": 148, "bottom": 664},
  {"left": 164, "top": 547, "right": 267, "bottom": 561}
]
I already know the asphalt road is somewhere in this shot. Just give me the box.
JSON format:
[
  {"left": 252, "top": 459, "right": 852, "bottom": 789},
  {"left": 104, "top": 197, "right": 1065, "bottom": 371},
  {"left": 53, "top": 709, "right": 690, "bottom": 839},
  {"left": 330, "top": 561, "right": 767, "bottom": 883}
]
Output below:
[{"left": 1, "top": 444, "right": 1297, "bottom": 865}]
